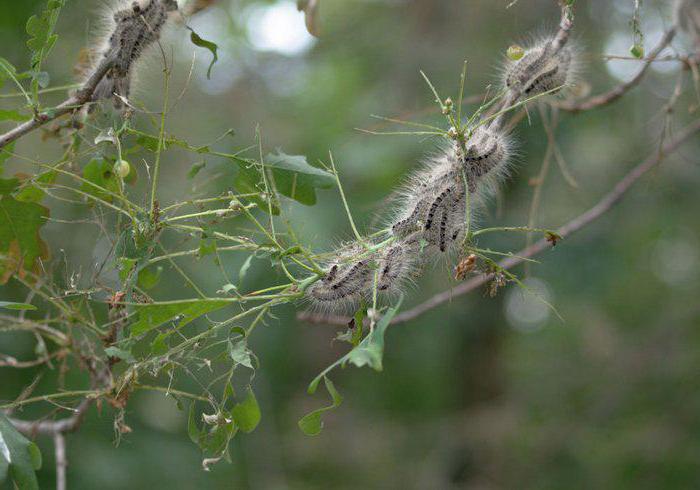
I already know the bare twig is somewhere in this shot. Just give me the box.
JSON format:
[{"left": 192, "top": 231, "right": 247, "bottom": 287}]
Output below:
[
  {"left": 54, "top": 433, "right": 67, "bottom": 490},
  {"left": 560, "top": 27, "right": 677, "bottom": 112},
  {"left": 298, "top": 118, "right": 700, "bottom": 326},
  {"left": 0, "top": 57, "right": 113, "bottom": 149},
  {"left": 8, "top": 398, "right": 92, "bottom": 436}
]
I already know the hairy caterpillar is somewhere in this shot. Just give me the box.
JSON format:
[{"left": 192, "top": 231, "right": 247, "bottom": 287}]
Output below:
[
  {"left": 306, "top": 21, "right": 578, "bottom": 313},
  {"left": 307, "top": 125, "right": 513, "bottom": 311},
  {"left": 87, "top": 0, "right": 179, "bottom": 109},
  {"left": 503, "top": 34, "right": 578, "bottom": 100}
]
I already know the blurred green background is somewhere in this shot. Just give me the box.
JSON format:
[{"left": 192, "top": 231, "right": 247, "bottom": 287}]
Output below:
[{"left": 2, "top": 0, "right": 700, "bottom": 488}]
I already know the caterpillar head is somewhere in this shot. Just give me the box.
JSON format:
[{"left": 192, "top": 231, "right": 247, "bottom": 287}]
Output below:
[{"left": 503, "top": 38, "right": 577, "bottom": 99}]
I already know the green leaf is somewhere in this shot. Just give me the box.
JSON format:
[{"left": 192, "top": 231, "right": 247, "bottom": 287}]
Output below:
[
  {"left": 198, "top": 238, "right": 217, "bottom": 258},
  {"left": 25, "top": 0, "right": 64, "bottom": 68},
  {"left": 351, "top": 306, "right": 365, "bottom": 347},
  {"left": 345, "top": 302, "right": 402, "bottom": 371},
  {"left": 104, "top": 346, "right": 135, "bottom": 363},
  {"left": 307, "top": 298, "right": 403, "bottom": 394},
  {"left": 0, "top": 178, "right": 50, "bottom": 285},
  {"left": 0, "top": 142, "right": 15, "bottom": 173},
  {"left": 188, "top": 28, "right": 219, "bottom": 79},
  {"left": 0, "top": 301, "right": 37, "bottom": 311},
  {"left": 0, "top": 412, "right": 42, "bottom": 489},
  {"left": 137, "top": 265, "right": 162, "bottom": 290},
  {"left": 231, "top": 387, "right": 260, "bottom": 433},
  {"left": 228, "top": 339, "right": 254, "bottom": 369},
  {"left": 118, "top": 257, "right": 137, "bottom": 282},
  {"left": 150, "top": 332, "right": 169, "bottom": 355},
  {"left": 298, "top": 377, "right": 342, "bottom": 436},
  {"left": 14, "top": 170, "right": 56, "bottom": 203},
  {"left": 134, "top": 133, "right": 190, "bottom": 153},
  {"left": 81, "top": 157, "right": 120, "bottom": 203},
  {"left": 0, "top": 110, "right": 30, "bottom": 122},
  {"left": 187, "top": 403, "right": 201, "bottom": 444},
  {"left": 201, "top": 420, "right": 236, "bottom": 457},
  {"left": 266, "top": 151, "right": 335, "bottom": 206},
  {"left": 130, "top": 299, "right": 230, "bottom": 337},
  {"left": 233, "top": 164, "right": 280, "bottom": 215},
  {"left": 187, "top": 161, "right": 206, "bottom": 180}
]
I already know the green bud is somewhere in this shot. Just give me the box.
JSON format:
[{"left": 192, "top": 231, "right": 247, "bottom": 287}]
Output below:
[{"left": 630, "top": 44, "right": 645, "bottom": 59}]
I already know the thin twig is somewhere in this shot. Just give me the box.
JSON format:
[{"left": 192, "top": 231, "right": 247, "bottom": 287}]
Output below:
[
  {"left": 560, "top": 27, "right": 677, "bottom": 112},
  {"left": 0, "top": 57, "right": 114, "bottom": 149}
]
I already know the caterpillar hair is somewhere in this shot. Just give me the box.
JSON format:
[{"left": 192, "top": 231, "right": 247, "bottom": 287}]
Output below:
[{"left": 87, "top": 0, "right": 179, "bottom": 109}]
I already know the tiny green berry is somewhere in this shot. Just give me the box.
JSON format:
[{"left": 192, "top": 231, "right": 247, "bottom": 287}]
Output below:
[
  {"left": 114, "top": 159, "right": 131, "bottom": 178},
  {"left": 507, "top": 45, "right": 525, "bottom": 61}
]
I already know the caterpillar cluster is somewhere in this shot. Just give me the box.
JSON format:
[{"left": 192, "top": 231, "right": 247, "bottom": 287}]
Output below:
[
  {"left": 87, "top": 0, "right": 179, "bottom": 109},
  {"left": 307, "top": 26, "right": 578, "bottom": 312}
]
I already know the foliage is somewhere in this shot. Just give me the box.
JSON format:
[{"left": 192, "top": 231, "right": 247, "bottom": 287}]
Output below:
[{"left": 0, "top": 412, "right": 42, "bottom": 490}]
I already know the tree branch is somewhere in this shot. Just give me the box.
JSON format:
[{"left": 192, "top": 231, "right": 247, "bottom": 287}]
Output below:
[
  {"left": 0, "top": 57, "right": 113, "bottom": 150},
  {"left": 559, "top": 27, "right": 677, "bottom": 112},
  {"left": 8, "top": 398, "right": 92, "bottom": 436},
  {"left": 53, "top": 433, "right": 67, "bottom": 490},
  {"left": 298, "top": 118, "right": 700, "bottom": 326}
]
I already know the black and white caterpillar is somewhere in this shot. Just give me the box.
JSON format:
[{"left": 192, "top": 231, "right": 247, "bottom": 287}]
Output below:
[
  {"left": 86, "top": 0, "right": 179, "bottom": 109},
  {"left": 306, "top": 25, "right": 578, "bottom": 312}
]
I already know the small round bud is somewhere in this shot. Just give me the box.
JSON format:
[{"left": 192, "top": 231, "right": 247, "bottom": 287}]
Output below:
[
  {"left": 442, "top": 97, "right": 453, "bottom": 115},
  {"left": 114, "top": 159, "right": 131, "bottom": 178},
  {"left": 507, "top": 45, "right": 525, "bottom": 61},
  {"left": 629, "top": 44, "right": 645, "bottom": 59},
  {"left": 447, "top": 126, "right": 459, "bottom": 139}
]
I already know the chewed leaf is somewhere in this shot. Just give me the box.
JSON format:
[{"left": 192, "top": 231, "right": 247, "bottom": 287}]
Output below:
[
  {"left": 266, "top": 151, "right": 335, "bottom": 206},
  {"left": 81, "top": 158, "right": 120, "bottom": 203},
  {"left": 188, "top": 28, "right": 218, "bottom": 79},
  {"left": 298, "top": 377, "right": 342, "bottom": 436},
  {"left": 307, "top": 298, "right": 403, "bottom": 394},
  {"left": 130, "top": 299, "right": 230, "bottom": 337},
  {"left": 0, "top": 412, "right": 42, "bottom": 490},
  {"left": 345, "top": 301, "right": 401, "bottom": 371},
  {"left": 228, "top": 340, "right": 254, "bottom": 369}
]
